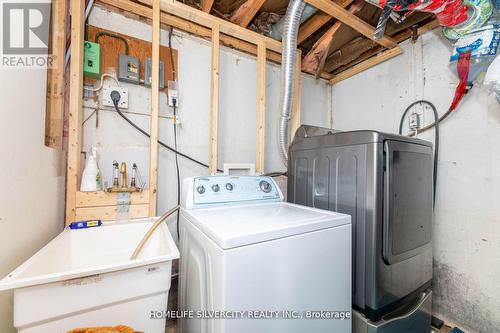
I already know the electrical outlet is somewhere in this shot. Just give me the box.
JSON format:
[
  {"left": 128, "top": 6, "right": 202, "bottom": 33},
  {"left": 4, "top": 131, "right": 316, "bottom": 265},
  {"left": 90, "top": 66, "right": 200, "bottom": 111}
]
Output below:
[
  {"left": 408, "top": 113, "right": 420, "bottom": 130},
  {"left": 168, "top": 80, "right": 179, "bottom": 107},
  {"left": 102, "top": 86, "right": 129, "bottom": 109}
]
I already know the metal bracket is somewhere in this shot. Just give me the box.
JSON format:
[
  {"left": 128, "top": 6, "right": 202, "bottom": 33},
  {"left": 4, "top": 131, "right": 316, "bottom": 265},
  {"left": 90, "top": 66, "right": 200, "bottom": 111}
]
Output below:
[{"left": 117, "top": 192, "right": 131, "bottom": 213}]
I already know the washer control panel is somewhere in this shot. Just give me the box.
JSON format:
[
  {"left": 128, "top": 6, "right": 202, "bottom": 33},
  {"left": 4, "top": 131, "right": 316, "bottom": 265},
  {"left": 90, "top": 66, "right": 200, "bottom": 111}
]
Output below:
[{"left": 190, "top": 176, "right": 282, "bottom": 206}]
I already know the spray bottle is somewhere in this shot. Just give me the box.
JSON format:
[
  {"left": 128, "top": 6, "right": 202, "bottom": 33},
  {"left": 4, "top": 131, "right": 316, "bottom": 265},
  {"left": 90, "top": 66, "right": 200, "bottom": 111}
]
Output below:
[{"left": 80, "top": 147, "right": 102, "bottom": 192}]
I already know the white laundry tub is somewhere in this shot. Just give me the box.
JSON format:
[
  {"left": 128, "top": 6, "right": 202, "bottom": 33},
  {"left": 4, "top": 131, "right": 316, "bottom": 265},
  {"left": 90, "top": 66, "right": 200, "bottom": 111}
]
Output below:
[{"left": 0, "top": 217, "right": 179, "bottom": 333}]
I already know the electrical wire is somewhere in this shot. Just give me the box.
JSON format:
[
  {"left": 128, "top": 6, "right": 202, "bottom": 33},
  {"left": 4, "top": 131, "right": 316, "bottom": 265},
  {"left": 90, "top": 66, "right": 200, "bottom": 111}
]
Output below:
[
  {"left": 83, "top": 73, "right": 120, "bottom": 92},
  {"left": 95, "top": 31, "right": 129, "bottom": 55},
  {"left": 398, "top": 100, "right": 439, "bottom": 206},
  {"left": 168, "top": 26, "right": 181, "bottom": 240},
  {"left": 110, "top": 92, "right": 222, "bottom": 174}
]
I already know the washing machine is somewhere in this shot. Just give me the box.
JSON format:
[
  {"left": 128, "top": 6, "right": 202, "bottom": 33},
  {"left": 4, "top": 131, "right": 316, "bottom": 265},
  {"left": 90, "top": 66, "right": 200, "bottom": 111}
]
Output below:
[{"left": 178, "top": 175, "right": 352, "bottom": 333}]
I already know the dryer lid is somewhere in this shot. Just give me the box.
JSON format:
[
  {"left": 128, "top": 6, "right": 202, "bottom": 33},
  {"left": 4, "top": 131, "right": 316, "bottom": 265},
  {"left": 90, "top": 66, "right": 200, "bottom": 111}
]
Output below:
[{"left": 182, "top": 202, "right": 350, "bottom": 249}]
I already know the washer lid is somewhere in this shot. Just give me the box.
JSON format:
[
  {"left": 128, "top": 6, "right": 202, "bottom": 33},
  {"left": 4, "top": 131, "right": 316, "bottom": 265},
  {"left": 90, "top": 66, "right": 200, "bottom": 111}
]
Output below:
[{"left": 182, "top": 202, "right": 350, "bottom": 249}]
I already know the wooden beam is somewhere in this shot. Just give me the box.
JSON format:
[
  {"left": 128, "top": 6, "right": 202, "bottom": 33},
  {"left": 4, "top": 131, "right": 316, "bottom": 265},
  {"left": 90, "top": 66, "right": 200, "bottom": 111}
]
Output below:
[
  {"left": 76, "top": 190, "right": 150, "bottom": 207},
  {"left": 137, "top": 0, "right": 283, "bottom": 53},
  {"left": 230, "top": 0, "right": 266, "bottom": 27},
  {"left": 304, "top": 0, "right": 397, "bottom": 49},
  {"left": 324, "top": 37, "right": 376, "bottom": 72},
  {"left": 45, "top": 0, "right": 67, "bottom": 149},
  {"left": 328, "top": 19, "right": 438, "bottom": 74},
  {"left": 289, "top": 50, "right": 302, "bottom": 141},
  {"left": 330, "top": 46, "right": 402, "bottom": 84},
  {"left": 209, "top": 24, "right": 220, "bottom": 176},
  {"left": 66, "top": 0, "right": 85, "bottom": 224},
  {"left": 256, "top": 40, "right": 266, "bottom": 174},
  {"left": 297, "top": 0, "right": 354, "bottom": 44},
  {"left": 96, "top": 0, "right": 334, "bottom": 79},
  {"left": 97, "top": 0, "right": 279, "bottom": 63},
  {"left": 75, "top": 204, "right": 149, "bottom": 221},
  {"left": 298, "top": 13, "right": 331, "bottom": 45},
  {"left": 149, "top": 0, "right": 160, "bottom": 216},
  {"left": 200, "top": 0, "right": 214, "bottom": 12},
  {"left": 302, "top": 0, "right": 364, "bottom": 77}
]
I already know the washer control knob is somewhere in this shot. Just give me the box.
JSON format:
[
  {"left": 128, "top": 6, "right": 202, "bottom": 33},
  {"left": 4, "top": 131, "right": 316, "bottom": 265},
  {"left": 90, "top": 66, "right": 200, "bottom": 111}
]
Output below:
[
  {"left": 212, "top": 184, "right": 220, "bottom": 192},
  {"left": 259, "top": 180, "right": 272, "bottom": 193},
  {"left": 225, "top": 183, "right": 234, "bottom": 191},
  {"left": 196, "top": 186, "right": 206, "bottom": 194}
]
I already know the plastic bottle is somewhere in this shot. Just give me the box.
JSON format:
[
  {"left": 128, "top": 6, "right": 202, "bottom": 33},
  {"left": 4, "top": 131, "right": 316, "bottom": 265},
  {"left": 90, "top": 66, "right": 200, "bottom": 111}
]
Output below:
[{"left": 80, "top": 147, "right": 102, "bottom": 191}]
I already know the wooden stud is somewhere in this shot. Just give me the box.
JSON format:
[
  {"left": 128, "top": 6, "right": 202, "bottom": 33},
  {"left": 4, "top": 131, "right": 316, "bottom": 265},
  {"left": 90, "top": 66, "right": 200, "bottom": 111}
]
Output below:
[
  {"left": 200, "top": 0, "right": 214, "bottom": 12},
  {"left": 66, "top": 0, "right": 85, "bottom": 224},
  {"left": 209, "top": 24, "right": 220, "bottom": 176},
  {"left": 302, "top": 0, "right": 364, "bottom": 77},
  {"left": 256, "top": 40, "right": 266, "bottom": 174},
  {"left": 330, "top": 46, "right": 403, "bottom": 84},
  {"left": 229, "top": 0, "right": 266, "bottom": 27},
  {"left": 290, "top": 50, "right": 302, "bottom": 142},
  {"left": 149, "top": 0, "right": 160, "bottom": 216},
  {"left": 304, "top": 0, "right": 397, "bottom": 49},
  {"left": 45, "top": 0, "right": 67, "bottom": 149}
]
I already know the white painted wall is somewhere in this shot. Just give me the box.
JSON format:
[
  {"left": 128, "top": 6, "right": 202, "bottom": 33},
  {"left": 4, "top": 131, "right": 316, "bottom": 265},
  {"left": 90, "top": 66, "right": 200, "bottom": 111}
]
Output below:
[
  {"left": 0, "top": 23, "right": 66, "bottom": 333},
  {"left": 332, "top": 31, "right": 500, "bottom": 333},
  {"left": 84, "top": 6, "right": 332, "bottom": 227}
]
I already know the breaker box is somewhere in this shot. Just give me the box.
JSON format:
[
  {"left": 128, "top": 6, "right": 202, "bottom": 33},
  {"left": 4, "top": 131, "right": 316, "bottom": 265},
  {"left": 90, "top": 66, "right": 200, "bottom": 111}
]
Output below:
[
  {"left": 118, "top": 54, "right": 141, "bottom": 84},
  {"left": 144, "top": 58, "right": 165, "bottom": 89}
]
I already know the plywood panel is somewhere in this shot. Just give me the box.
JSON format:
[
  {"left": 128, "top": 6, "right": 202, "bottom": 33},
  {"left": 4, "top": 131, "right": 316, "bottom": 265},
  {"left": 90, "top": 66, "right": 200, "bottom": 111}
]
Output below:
[{"left": 85, "top": 25, "right": 178, "bottom": 93}]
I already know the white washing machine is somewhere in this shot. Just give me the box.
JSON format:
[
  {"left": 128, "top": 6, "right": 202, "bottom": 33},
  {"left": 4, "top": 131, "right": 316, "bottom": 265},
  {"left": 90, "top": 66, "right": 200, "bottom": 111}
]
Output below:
[{"left": 179, "top": 175, "right": 352, "bottom": 333}]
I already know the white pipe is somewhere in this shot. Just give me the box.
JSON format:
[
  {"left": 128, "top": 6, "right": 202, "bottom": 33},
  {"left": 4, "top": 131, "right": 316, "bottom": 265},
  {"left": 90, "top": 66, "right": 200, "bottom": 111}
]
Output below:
[{"left": 279, "top": 0, "right": 306, "bottom": 163}]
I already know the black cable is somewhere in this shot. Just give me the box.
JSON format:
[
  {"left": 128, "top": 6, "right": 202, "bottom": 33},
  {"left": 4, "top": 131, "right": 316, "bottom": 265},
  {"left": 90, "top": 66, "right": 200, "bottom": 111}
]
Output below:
[
  {"left": 95, "top": 32, "right": 129, "bottom": 55},
  {"left": 398, "top": 100, "right": 439, "bottom": 206},
  {"left": 263, "top": 171, "right": 287, "bottom": 177},
  {"left": 110, "top": 91, "right": 218, "bottom": 171},
  {"left": 169, "top": 26, "right": 181, "bottom": 240}
]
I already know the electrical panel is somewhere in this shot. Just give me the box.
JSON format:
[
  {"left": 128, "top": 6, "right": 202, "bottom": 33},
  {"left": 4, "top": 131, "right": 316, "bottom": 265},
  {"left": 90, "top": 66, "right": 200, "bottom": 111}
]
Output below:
[
  {"left": 83, "top": 41, "right": 101, "bottom": 79},
  {"left": 118, "top": 54, "right": 140, "bottom": 84},
  {"left": 144, "top": 58, "right": 165, "bottom": 89}
]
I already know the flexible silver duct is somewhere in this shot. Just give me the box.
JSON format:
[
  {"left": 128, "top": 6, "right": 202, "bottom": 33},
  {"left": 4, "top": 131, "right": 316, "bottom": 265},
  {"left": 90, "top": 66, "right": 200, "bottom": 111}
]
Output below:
[
  {"left": 279, "top": 0, "right": 306, "bottom": 163},
  {"left": 268, "top": 4, "right": 317, "bottom": 41}
]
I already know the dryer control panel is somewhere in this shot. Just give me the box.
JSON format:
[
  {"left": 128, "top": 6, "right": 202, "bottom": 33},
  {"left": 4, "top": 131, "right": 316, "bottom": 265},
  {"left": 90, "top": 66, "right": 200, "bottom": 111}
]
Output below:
[{"left": 182, "top": 176, "right": 283, "bottom": 208}]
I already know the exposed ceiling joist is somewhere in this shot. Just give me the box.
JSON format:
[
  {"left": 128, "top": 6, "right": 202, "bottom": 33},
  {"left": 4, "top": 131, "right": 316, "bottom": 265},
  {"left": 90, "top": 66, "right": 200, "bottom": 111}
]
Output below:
[
  {"left": 229, "top": 0, "right": 267, "bottom": 27},
  {"left": 302, "top": 0, "right": 364, "bottom": 77},
  {"left": 304, "top": 0, "right": 397, "bottom": 49},
  {"left": 327, "top": 17, "right": 438, "bottom": 74},
  {"left": 297, "top": 0, "right": 353, "bottom": 44},
  {"left": 200, "top": 0, "right": 215, "bottom": 12},
  {"left": 137, "top": 0, "right": 283, "bottom": 52}
]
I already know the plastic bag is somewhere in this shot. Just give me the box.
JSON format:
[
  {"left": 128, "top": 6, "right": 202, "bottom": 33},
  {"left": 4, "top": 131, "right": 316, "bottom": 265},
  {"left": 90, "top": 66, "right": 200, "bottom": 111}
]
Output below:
[{"left": 484, "top": 53, "right": 500, "bottom": 101}]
